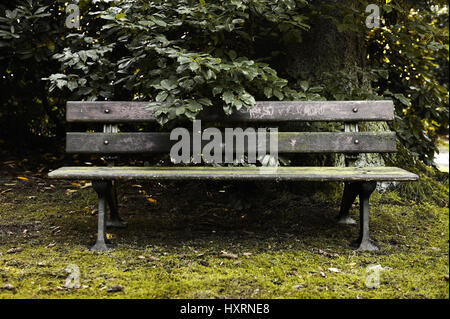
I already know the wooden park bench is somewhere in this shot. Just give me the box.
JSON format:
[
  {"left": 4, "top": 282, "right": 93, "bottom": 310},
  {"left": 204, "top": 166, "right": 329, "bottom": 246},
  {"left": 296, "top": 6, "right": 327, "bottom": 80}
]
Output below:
[{"left": 48, "top": 100, "right": 418, "bottom": 252}]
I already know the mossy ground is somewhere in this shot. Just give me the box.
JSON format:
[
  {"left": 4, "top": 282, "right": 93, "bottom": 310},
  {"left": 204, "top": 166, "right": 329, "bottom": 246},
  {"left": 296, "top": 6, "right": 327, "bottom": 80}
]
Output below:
[{"left": 0, "top": 159, "right": 448, "bottom": 299}]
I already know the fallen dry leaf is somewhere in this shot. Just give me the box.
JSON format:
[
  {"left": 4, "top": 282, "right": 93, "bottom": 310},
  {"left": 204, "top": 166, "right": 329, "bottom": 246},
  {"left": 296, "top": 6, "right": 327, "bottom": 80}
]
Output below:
[
  {"left": 107, "top": 285, "right": 124, "bottom": 293},
  {"left": 0, "top": 188, "right": 12, "bottom": 195},
  {"left": 220, "top": 251, "right": 238, "bottom": 259},
  {"left": 318, "top": 249, "right": 339, "bottom": 258},
  {"left": 50, "top": 226, "right": 62, "bottom": 234},
  {"left": 148, "top": 255, "right": 160, "bottom": 261},
  {"left": 328, "top": 267, "right": 341, "bottom": 273},
  {"left": 6, "top": 247, "right": 23, "bottom": 254},
  {"left": 1, "top": 284, "right": 15, "bottom": 291},
  {"left": 17, "top": 176, "right": 28, "bottom": 181},
  {"left": 293, "top": 284, "right": 306, "bottom": 289}
]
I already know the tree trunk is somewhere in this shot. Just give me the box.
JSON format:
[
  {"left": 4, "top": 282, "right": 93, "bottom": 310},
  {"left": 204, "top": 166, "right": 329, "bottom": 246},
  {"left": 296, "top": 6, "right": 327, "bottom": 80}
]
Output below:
[{"left": 283, "top": 0, "right": 387, "bottom": 168}]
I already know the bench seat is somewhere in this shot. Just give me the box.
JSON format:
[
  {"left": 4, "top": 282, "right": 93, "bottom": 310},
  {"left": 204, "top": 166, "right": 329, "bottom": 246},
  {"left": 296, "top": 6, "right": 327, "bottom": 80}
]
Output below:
[{"left": 49, "top": 166, "right": 418, "bottom": 182}]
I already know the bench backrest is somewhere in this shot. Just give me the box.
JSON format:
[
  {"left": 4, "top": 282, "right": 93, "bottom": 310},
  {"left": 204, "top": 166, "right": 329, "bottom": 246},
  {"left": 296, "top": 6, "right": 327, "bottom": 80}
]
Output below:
[{"left": 65, "top": 100, "right": 396, "bottom": 155}]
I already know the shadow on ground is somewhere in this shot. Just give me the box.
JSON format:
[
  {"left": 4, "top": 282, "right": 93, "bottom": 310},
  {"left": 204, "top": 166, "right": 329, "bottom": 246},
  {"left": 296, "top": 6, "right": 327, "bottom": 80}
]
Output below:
[{"left": 0, "top": 160, "right": 448, "bottom": 299}]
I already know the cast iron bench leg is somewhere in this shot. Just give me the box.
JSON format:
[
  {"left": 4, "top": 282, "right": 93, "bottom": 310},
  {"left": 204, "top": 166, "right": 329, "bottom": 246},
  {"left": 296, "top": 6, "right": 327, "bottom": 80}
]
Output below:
[
  {"left": 352, "top": 181, "right": 379, "bottom": 251},
  {"left": 90, "top": 181, "right": 114, "bottom": 252},
  {"left": 337, "top": 182, "right": 358, "bottom": 225},
  {"left": 106, "top": 180, "right": 127, "bottom": 229}
]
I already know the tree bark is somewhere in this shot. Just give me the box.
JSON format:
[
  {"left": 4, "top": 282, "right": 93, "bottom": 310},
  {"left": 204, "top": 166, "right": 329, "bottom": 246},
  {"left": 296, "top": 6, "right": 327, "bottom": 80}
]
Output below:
[{"left": 283, "top": 0, "right": 387, "bottom": 168}]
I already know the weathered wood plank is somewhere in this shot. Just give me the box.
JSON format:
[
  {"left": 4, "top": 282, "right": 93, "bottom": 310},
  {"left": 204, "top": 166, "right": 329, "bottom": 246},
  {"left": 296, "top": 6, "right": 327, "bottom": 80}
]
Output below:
[
  {"left": 277, "top": 132, "right": 396, "bottom": 153},
  {"left": 66, "top": 132, "right": 169, "bottom": 153},
  {"left": 66, "top": 132, "right": 396, "bottom": 154},
  {"left": 66, "top": 100, "right": 394, "bottom": 123},
  {"left": 48, "top": 166, "right": 418, "bottom": 181}
]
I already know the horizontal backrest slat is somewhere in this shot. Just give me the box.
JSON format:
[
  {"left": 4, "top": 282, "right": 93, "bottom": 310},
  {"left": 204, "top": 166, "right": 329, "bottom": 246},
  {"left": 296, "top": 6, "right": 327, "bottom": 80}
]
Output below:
[
  {"left": 66, "top": 100, "right": 394, "bottom": 123},
  {"left": 66, "top": 132, "right": 396, "bottom": 154}
]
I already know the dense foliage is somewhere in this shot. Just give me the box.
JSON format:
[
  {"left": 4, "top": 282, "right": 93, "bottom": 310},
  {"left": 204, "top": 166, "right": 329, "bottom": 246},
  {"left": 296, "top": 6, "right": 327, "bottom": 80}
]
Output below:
[
  {"left": 0, "top": 0, "right": 66, "bottom": 142},
  {"left": 47, "top": 0, "right": 314, "bottom": 125},
  {"left": 368, "top": 1, "right": 449, "bottom": 161},
  {"left": 0, "top": 0, "right": 448, "bottom": 165}
]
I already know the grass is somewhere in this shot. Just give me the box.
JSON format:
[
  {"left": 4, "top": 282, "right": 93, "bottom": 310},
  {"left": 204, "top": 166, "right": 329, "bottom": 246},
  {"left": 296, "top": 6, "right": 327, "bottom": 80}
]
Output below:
[{"left": 0, "top": 168, "right": 448, "bottom": 299}]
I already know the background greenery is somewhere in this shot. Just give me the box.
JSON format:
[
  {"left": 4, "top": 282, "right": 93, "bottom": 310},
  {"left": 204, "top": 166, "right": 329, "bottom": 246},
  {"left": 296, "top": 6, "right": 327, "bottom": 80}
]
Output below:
[
  {"left": 0, "top": 0, "right": 448, "bottom": 165},
  {"left": 0, "top": 1, "right": 448, "bottom": 300}
]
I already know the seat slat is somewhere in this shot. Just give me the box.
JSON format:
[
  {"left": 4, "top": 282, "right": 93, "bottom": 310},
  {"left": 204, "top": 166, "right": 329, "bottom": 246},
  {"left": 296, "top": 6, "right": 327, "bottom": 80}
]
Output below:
[
  {"left": 48, "top": 166, "right": 418, "bottom": 181},
  {"left": 66, "top": 100, "right": 394, "bottom": 123},
  {"left": 66, "top": 132, "right": 396, "bottom": 154}
]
